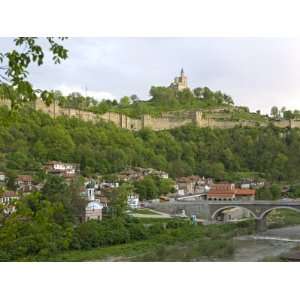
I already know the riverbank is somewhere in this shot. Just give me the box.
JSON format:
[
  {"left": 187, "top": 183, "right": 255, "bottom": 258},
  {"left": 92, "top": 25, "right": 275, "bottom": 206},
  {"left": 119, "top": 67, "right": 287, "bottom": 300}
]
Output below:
[
  {"left": 32, "top": 209, "right": 300, "bottom": 262},
  {"left": 43, "top": 221, "right": 255, "bottom": 262}
]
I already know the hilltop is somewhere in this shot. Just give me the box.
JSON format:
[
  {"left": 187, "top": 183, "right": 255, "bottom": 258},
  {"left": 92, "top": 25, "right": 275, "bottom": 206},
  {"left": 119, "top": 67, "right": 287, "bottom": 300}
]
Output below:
[{"left": 1, "top": 69, "right": 300, "bottom": 132}]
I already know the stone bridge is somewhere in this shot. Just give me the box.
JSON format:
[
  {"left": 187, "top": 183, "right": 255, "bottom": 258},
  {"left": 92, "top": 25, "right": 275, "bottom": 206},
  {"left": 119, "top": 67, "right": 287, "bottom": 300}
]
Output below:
[
  {"left": 148, "top": 198, "right": 300, "bottom": 232},
  {"left": 208, "top": 199, "right": 300, "bottom": 232}
]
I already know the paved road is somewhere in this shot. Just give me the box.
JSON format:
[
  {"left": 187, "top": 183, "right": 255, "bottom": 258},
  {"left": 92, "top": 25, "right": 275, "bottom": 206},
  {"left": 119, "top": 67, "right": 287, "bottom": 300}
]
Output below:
[{"left": 129, "top": 209, "right": 171, "bottom": 219}]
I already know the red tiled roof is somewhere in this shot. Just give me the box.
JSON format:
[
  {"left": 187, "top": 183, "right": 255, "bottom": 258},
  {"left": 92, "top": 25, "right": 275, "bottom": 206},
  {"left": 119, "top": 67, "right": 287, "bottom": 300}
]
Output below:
[
  {"left": 235, "top": 188, "right": 256, "bottom": 196},
  {"left": 208, "top": 192, "right": 235, "bottom": 197},
  {"left": 211, "top": 183, "right": 235, "bottom": 191},
  {"left": 17, "top": 175, "right": 32, "bottom": 181},
  {"left": 3, "top": 191, "right": 17, "bottom": 197}
]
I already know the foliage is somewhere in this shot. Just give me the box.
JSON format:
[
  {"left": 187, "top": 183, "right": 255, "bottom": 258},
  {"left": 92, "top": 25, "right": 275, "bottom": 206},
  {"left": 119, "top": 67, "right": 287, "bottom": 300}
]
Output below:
[
  {"left": 256, "top": 184, "right": 281, "bottom": 200},
  {"left": 133, "top": 176, "right": 175, "bottom": 200},
  {"left": 0, "top": 38, "right": 68, "bottom": 109},
  {"left": 108, "top": 184, "right": 132, "bottom": 217},
  {"left": 0, "top": 193, "right": 74, "bottom": 261},
  {"left": 288, "top": 184, "right": 300, "bottom": 198},
  {"left": 2, "top": 107, "right": 300, "bottom": 183}
]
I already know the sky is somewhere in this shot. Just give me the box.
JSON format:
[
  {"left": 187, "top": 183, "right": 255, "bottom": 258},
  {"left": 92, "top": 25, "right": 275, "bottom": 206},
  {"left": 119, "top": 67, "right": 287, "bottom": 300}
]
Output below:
[{"left": 1, "top": 37, "right": 300, "bottom": 114}]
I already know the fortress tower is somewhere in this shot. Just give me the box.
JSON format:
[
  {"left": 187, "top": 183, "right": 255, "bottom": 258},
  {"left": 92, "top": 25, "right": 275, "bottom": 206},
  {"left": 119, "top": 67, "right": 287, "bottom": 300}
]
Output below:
[{"left": 170, "top": 68, "right": 188, "bottom": 91}]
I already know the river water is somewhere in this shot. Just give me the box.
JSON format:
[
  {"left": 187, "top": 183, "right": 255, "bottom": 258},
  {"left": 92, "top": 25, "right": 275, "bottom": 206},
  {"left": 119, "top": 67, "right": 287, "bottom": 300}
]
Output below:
[{"left": 230, "top": 225, "right": 300, "bottom": 261}]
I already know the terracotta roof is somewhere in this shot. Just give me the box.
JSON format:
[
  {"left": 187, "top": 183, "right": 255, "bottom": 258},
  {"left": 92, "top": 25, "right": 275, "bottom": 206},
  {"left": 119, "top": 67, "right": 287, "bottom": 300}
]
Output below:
[
  {"left": 211, "top": 183, "right": 235, "bottom": 191},
  {"left": 3, "top": 191, "right": 17, "bottom": 197},
  {"left": 208, "top": 192, "right": 235, "bottom": 198},
  {"left": 17, "top": 175, "right": 32, "bottom": 181},
  {"left": 235, "top": 188, "right": 256, "bottom": 196},
  {"left": 208, "top": 190, "right": 235, "bottom": 194}
]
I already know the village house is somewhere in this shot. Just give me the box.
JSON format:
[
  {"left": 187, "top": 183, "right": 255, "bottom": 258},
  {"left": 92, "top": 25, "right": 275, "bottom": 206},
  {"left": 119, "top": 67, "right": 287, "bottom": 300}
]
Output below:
[
  {"left": 16, "top": 175, "right": 33, "bottom": 192},
  {"left": 146, "top": 168, "right": 169, "bottom": 179},
  {"left": 239, "top": 179, "right": 265, "bottom": 189},
  {"left": 0, "top": 172, "right": 6, "bottom": 183},
  {"left": 128, "top": 194, "right": 139, "bottom": 209},
  {"left": 235, "top": 188, "right": 256, "bottom": 200},
  {"left": 176, "top": 176, "right": 212, "bottom": 195},
  {"left": 117, "top": 167, "right": 169, "bottom": 183},
  {"left": 207, "top": 183, "right": 256, "bottom": 201},
  {"left": 0, "top": 190, "right": 19, "bottom": 205},
  {"left": 118, "top": 169, "right": 144, "bottom": 182},
  {"left": 99, "top": 181, "right": 119, "bottom": 189},
  {"left": 44, "top": 161, "right": 79, "bottom": 178},
  {"left": 98, "top": 195, "right": 109, "bottom": 208},
  {"left": 0, "top": 191, "right": 19, "bottom": 215},
  {"left": 85, "top": 201, "right": 103, "bottom": 221},
  {"left": 207, "top": 183, "right": 236, "bottom": 201}
]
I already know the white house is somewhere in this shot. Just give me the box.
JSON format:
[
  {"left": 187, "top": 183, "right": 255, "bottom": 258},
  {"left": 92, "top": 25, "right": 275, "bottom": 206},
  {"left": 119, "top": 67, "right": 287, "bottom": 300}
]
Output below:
[
  {"left": 16, "top": 175, "right": 33, "bottom": 192},
  {"left": 100, "top": 181, "right": 119, "bottom": 189},
  {"left": 85, "top": 201, "right": 103, "bottom": 221},
  {"left": 240, "top": 183, "right": 251, "bottom": 189},
  {"left": 0, "top": 190, "right": 19, "bottom": 205},
  {"left": 128, "top": 194, "right": 139, "bottom": 209},
  {"left": 44, "top": 161, "right": 78, "bottom": 176},
  {"left": 0, "top": 191, "right": 19, "bottom": 215},
  {"left": 0, "top": 172, "right": 5, "bottom": 182}
]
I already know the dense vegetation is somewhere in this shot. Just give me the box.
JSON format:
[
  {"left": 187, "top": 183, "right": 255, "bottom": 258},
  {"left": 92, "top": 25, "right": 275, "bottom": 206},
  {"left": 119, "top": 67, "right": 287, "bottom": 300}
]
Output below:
[
  {"left": 4, "top": 191, "right": 254, "bottom": 262},
  {"left": 0, "top": 185, "right": 161, "bottom": 261},
  {"left": 1, "top": 106, "right": 300, "bottom": 183},
  {"left": 133, "top": 175, "right": 175, "bottom": 200},
  {"left": 43, "top": 86, "right": 235, "bottom": 118}
]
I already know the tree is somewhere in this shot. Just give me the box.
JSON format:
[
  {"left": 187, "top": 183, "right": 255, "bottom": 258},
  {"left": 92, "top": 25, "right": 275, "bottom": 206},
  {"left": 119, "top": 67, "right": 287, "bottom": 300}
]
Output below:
[
  {"left": 0, "top": 192, "right": 74, "bottom": 260},
  {"left": 270, "top": 106, "right": 279, "bottom": 119},
  {"left": 223, "top": 94, "right": 234, "bottom": 105},
  {"left": 0, "top": 37, "right": 68, "bottom": 109},
  {"left": 256, "top": 187, "right": 273, "bottom": 200},
  {"left": 283, "top": 110, "right": 294, "bottom": 120},
  {"left": 120, "top": 96, "right": 131, "bottom": 106},
  {"left": 69, "top": 177, "right": 86, "bottom": 223},
  {"left": 109, "top": 184, "right": 132, "bottom": 217},
  {"left": 41, "top": 175, "right": 70, "bottom": 204},
  {"left": 6, "top": 170, "right": 17, "bottom": 191},
  {"left": 193, "top": 87, "right": 204, "bottom": 99},
  {"left": 280, "top": 106, "right": 286, "bottom": 117},
  {"left": 130, "top": 94, "right": 139, "bottom": 102},
  {"left": 270, "top": 184, "right": 281, "bottom": 200},
  {"left": 134, "top": 176, "right": 159, "bottom": 200}
]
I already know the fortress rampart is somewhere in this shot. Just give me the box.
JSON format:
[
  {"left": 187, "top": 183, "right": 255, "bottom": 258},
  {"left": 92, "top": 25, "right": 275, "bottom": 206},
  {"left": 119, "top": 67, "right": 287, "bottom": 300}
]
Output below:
[{"left": 1, "top": 98, "right": 300, "bottom": 131}]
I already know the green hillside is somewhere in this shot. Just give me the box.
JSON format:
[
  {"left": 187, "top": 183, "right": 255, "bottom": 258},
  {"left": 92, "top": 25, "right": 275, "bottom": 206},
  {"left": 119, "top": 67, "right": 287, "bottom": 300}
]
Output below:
[{"left": 0, "top": 105, "right": 299, "bottom": 182}]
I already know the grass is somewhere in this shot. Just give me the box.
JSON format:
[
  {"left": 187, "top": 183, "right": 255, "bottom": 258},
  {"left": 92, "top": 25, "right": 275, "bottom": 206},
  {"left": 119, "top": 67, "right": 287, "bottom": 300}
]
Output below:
[
  {"left": 45, "top": 239, "right": 160, "bottom": 262},
  {"left": 267, "top": 209, "right": 300, "bottom": 228},
  {"left": 44, "top": 220, "right": 256, "bottom": 262}
]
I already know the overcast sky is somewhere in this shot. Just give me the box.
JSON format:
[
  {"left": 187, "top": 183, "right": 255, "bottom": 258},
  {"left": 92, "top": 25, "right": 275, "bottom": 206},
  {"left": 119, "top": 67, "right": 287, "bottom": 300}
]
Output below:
[{"left": 1, "top": 37, "right": 300, "bottom": 114}]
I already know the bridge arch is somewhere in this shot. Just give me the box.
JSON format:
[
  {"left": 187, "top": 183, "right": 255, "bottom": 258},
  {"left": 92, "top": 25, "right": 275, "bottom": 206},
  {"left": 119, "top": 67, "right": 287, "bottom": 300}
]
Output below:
[
  {"left": 260, "top": 206, "right": 300, "bottom": 219},
  {"left": 211, "top": 205, "right": 257, "bottom": 220}
]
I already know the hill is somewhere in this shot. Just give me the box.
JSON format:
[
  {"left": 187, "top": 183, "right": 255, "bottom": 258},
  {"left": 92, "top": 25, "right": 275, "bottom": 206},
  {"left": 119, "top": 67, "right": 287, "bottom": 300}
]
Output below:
[{"left": 0, "top": 105, "right": 300, "bottom": 183}]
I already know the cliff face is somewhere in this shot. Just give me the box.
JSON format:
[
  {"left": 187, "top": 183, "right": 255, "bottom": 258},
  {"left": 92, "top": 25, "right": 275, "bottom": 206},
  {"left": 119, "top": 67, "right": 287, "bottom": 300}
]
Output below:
[{"left": 0, "top": 98, "right": 298, "bottom": 131}]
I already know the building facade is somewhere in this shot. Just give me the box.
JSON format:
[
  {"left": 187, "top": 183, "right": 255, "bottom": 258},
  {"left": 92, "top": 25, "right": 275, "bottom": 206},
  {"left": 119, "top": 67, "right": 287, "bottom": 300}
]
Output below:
[{"left": 170, "top": 68, "right": 188, "bottom": 91}]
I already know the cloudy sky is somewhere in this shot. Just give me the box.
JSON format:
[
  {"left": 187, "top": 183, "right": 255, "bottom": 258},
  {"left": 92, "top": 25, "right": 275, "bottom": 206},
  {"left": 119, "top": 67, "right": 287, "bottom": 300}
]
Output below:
[{"left": 1, "top": 37, "right": 300, "bottom": 113}]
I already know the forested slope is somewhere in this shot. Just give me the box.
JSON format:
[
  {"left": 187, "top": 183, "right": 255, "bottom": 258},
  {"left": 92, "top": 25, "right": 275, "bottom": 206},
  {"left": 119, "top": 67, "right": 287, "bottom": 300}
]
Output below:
[{"left": 0, "top": 106, "right": 299, "bottom": 182}]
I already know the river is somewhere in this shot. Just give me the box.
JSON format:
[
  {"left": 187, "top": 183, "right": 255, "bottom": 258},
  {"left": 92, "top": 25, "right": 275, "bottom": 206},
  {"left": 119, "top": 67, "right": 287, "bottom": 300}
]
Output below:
[{"left": 230, "top": 225, "right": 300, "bottom": 261}]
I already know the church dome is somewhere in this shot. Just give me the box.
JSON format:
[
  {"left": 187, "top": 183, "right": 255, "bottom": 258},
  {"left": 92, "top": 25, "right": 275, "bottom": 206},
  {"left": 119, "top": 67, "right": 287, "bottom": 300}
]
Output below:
[{"left": 86, "top": 201, "right": 103, "bottom": 210}]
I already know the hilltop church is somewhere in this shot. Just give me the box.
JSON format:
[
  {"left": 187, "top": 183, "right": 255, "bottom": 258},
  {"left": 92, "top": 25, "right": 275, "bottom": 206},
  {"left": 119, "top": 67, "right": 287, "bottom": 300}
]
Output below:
[{"left": 170, "top": 68, "right": 189, "bottom": 91}]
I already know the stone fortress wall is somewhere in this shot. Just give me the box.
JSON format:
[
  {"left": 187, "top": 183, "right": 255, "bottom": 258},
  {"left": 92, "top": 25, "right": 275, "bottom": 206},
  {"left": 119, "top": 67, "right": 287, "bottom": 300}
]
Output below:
[{"left": 1, "top": 98, "right": 300, "bottom": 131}]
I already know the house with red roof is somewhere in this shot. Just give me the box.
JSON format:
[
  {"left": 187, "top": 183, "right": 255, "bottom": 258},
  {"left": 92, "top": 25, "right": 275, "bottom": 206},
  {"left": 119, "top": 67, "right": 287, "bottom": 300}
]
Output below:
[{"left": 207, "top": 183, "right": 255, "bottom": 201}]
